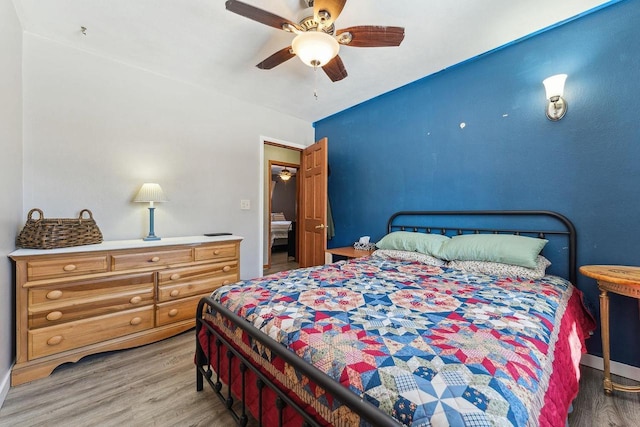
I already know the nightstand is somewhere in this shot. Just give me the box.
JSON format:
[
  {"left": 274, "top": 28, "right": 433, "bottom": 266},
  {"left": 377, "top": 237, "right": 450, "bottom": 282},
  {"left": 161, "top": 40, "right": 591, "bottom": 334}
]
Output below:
[
  {"left": 326, "top": 246, "right": 375, "bottom": 262},
  {"left": 579, "top": 265, "right": 640, "bottom": 395}
]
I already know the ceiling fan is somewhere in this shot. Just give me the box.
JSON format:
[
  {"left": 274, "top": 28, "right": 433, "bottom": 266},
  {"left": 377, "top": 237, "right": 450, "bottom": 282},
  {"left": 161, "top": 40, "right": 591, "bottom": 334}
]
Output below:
[{"left": 225, "top": 0, "right": 405, "bottom": 82}]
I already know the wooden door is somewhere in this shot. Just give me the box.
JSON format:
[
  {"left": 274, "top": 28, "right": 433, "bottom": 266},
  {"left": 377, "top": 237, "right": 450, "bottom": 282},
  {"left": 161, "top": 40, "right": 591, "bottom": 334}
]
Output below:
[{"left": 299, "top": 137, "right": 328, "bottom": 268}]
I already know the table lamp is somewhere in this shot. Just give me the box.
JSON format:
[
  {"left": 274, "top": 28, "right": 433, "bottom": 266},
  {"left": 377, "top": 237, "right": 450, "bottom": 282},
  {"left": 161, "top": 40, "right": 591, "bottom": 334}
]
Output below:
[{"left": 133, "top": 183, "right": 167, "bottom": 241}]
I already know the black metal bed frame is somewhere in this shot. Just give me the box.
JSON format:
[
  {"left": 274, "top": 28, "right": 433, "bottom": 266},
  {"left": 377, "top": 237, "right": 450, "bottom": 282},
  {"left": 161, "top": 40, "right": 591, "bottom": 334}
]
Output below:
[
  {"left": 195, "top": 210, "right": 577, "bottom": 427},
  {"left": 195, "top": 299, "right": 400, "bottom": 427},
  {"left": 387, "top": 210, "right": 576, "bottom": 284}
]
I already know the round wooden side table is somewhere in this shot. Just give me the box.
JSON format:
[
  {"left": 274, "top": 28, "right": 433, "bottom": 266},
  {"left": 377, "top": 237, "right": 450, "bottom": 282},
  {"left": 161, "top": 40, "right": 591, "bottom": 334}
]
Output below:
[{"left": 579, "top": 265, "right": 640, "bottom": 394}]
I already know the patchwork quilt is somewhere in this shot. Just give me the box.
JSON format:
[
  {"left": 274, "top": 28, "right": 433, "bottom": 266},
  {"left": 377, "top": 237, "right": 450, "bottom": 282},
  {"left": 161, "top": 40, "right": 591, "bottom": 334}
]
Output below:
[{"left": 207, "top": 256, "right": 595, "bottom": 426}]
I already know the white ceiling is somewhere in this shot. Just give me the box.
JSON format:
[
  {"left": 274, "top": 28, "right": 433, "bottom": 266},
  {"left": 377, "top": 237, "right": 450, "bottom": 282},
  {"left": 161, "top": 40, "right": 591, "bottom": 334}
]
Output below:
[{"left": 12, "top": 0, "right": 611, "bottom": 123}]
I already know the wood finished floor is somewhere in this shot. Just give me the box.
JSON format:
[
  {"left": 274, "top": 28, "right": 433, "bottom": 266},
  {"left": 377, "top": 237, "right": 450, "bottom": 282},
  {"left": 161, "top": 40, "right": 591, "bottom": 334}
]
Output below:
[
  {"left": 264, "top": 248, "right": 299, "bottom": 275},
  {"left": 1, "top": 331, "right": 639, "bottom": 426}
]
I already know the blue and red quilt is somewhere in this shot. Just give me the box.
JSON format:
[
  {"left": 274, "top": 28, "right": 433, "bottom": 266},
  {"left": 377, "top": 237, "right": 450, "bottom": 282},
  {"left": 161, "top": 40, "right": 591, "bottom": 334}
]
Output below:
[{"left": 208, "top": 255, "right": 595, "bottom": 426}]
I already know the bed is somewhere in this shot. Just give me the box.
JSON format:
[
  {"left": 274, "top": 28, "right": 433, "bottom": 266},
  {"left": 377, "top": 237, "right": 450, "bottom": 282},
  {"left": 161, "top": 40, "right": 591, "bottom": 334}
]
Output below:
[
  {"left": 196, "top": 210, "right": 595, "bottom": 426},
  {"left": 271, "top": 212, "right": 292, "bottom": 248}
]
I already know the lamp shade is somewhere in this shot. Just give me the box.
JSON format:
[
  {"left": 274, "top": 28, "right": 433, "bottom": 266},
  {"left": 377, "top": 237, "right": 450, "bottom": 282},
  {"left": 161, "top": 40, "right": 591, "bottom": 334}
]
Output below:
[
  {"left": 134, "top": 183, "right": 167, "bottom": 203},
  {"left": 292, "top": 31, "right": 340, "bottom": 67},
  {"left": 542, "top": 74, "right": 567, "bottom": 100}
]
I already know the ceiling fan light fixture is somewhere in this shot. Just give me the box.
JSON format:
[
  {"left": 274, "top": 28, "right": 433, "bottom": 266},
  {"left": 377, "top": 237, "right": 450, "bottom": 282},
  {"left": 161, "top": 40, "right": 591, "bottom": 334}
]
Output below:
[
  {"left": 292, "top": 31, "right": 339, "bottom": 67},
  {"left": 279, "top": 168, "right": 293, "bottom": 181}
]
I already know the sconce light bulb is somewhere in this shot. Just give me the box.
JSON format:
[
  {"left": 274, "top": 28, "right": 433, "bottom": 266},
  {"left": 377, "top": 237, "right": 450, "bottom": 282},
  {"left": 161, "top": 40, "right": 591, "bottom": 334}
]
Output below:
[{"left": 543, "top": 74, "right": 568, "bottom": 121}]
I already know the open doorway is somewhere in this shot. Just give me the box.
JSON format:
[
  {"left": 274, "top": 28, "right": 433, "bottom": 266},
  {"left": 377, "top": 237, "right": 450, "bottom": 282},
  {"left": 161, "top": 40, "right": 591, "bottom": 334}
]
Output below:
[
  {"left": 267, "top": 162, "right": 300, "bottom": 273},
  {"left": 262, "top": 138, "right": 329, "bottom": 273},
  {"left": 263, "top": 141, "right": 302, "bottom": 273}
]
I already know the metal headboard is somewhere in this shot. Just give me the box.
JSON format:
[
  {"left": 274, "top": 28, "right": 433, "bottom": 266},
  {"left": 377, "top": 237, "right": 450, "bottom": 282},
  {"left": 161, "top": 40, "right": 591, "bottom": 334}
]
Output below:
[{"left": 387, "top": 210, "right": 577, "bottom": 284}]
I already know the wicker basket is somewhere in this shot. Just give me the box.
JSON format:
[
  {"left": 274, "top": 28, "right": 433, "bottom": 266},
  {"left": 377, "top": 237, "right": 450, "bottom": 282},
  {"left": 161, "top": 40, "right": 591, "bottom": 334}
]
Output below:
[{"left": 17, "top": 208, "right": 103, "bottom": 249}]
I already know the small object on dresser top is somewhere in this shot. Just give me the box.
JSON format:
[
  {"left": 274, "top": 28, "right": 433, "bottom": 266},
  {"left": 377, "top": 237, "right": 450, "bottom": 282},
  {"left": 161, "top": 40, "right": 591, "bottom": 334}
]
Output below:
[
  {"left": 204, "top": 232, "right": 232, "bottom": 236},
  {"left": 17, "top": 208, "right": 103, "bottom": 249}
]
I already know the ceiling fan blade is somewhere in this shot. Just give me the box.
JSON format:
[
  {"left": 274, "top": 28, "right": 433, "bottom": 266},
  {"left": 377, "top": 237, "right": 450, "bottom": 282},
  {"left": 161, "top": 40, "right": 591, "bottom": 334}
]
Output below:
[
  {"left": 322, "top": 55, "right": 348, "bottom": 82},
  {"left": 314, "top": 0, "right": 347, "bottom": 27},
  {"left": 225, "top": 0, "right": 301, "bottom": 31},
  {"left": 256, "top": 47, "right": 295, "bottom": 70},
  {"left": 336, "top": 26, "right": 405, "bottom": 47}
]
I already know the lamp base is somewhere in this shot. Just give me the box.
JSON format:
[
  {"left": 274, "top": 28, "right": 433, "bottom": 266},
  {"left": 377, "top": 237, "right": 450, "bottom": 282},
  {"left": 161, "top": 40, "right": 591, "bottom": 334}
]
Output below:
[{"left": 143, "top": 206, "right": 161, "bottom": 241}]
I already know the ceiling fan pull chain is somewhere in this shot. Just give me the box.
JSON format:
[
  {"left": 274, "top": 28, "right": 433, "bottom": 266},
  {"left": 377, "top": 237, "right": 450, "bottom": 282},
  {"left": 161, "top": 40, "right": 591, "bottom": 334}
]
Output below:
[{"left": 314, "top": 65, "right": 319, "bottom": 100}]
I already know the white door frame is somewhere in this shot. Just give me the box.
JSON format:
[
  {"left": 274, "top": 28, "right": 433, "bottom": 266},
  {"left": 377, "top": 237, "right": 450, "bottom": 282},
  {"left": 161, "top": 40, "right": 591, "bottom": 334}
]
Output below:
[{"left": 258, "top": 136, "right": 307, "bottom": 276}]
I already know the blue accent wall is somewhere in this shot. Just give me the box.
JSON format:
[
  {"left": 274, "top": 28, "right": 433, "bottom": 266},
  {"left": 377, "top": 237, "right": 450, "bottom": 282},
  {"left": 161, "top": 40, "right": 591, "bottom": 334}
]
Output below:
[{"left": 315, "top": 0, "right": 640, "bottom": 367}]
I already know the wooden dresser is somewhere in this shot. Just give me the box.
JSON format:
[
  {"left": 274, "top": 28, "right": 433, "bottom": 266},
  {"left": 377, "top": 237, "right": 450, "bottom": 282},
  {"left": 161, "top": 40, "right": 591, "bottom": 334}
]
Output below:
[{"left": 9, "top": 235, "right": 242, "bottom": 386}]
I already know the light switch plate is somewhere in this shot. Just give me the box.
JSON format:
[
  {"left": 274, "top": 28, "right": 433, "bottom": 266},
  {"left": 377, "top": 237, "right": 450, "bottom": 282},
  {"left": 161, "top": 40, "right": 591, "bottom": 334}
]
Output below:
[{"left": 240, "top": 199, "right": 250, "bottom": 210}]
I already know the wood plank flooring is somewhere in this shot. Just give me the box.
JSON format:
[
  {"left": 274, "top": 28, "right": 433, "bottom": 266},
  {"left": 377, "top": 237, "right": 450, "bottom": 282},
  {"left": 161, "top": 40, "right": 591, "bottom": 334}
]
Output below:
[
  {"left": 1, "top": 330, "right": 639, "bottom": 427},
  {"left": 570, "top": 366, "right": 640, "bottom": 427},
  {"left": 0, "top": 331, "right": 224, "bottom": 427},
  {"left": 264, "top": 248, "right": 298, "bottom": 275}
]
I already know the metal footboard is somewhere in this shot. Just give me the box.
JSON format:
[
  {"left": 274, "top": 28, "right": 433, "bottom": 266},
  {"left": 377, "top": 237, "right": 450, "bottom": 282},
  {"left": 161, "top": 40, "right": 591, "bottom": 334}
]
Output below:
[{"left": 195, "top": 296, "right": 400, "bottom": 427}]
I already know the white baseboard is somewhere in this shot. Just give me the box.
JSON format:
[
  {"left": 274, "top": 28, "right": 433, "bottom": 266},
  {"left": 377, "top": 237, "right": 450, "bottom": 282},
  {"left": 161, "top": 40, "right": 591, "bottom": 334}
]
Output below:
[
  {"left": 581, "top": 354, "right": 640, "bottom": 382},
  {"left": 0, "top": 367, "right": 10, "bottom": 410}
]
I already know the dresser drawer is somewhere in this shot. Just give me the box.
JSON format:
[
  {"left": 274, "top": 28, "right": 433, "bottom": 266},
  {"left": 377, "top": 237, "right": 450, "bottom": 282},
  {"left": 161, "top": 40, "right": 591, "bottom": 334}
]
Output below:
[
  {"left": 194, "top": 243, "right": 238, "bottom": 262},
  {"left": 29, "top": 273, "right": 155, "bottom": 306},
  {"left": 111, "top": 248, "right": 192, "bottom": 271},
  {"left": 28, "top": 306, "right": 154, "bottom": 360},
  {"left": 29, "top": 273, "right": 155, "bottom": 329},
  {"left": 156, "top": 295, "right": 202, "bottom": 327},
  {"left": 157, "top": 262, "right": 238, "bottom": 302},
  {"left": 26, "top": 255, "right": 108, "bottom": 281}
]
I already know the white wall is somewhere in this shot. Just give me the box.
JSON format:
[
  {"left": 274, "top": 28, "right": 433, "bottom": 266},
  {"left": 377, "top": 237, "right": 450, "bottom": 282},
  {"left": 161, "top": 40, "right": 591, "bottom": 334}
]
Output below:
[
  {"left": 22, "top": 34, "right": 314, "bottom": 280},
  {"left": 0, "top": 0, "right": 24, "bottom": 404}
]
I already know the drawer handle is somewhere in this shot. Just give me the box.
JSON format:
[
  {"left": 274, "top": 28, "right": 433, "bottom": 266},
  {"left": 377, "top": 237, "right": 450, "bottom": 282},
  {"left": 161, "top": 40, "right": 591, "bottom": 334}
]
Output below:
[
  {"left": 46, "top": 290, "right": 63, "bottom": 300},
  {"left": 170, "top": 289, "right": 180, "bottom": 297},
  {"left": 46, "top": 311, "right": 63, "bottom": 321},
  {"left": 151, "top": 256, "right": 160, "bottom": 263},
  {"left": 222, "top": 280, "right": 231, "bottom": 285},
  {"left": 168, "top": 309, "right": 179, "bottom": 317},
  {"left": 63, "top": 264, "right": 77, "bottom": 272},
  {"left": 170, "top": 273, "right": 180, "bottom": 281},
  {"left": 130, "top": 296, "right": 142, "bottom": 304},
  {"left": 47, "top": 335, "right": 63, "bottom": 346},
  {"left": 223, "top": 265, "right": 231, "bottom": 272},
  {"left": 130, "top": 317, "right": 142, "bottom": 326},
  {"left": 214, "top": 249, "right": 221, "bottom": 255}
]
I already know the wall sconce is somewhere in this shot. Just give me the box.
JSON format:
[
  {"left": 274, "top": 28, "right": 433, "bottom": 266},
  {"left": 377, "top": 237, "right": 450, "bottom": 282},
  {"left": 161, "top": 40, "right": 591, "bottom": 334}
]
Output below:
[
  {"left": 133, "top": 183, "right": 168, "bottom": 241},
  {"left": 543, "top": 74, "right": 568, "bottom": 121}
]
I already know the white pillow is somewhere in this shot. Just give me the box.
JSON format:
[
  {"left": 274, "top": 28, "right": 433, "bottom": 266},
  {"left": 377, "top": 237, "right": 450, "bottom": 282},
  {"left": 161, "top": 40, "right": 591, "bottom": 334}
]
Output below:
[
  {"left": 447, "top": 255, "right": 551, "bottom": 280},
  {"left": 372, "top": 249, "right": 446, "bottom": 267}
]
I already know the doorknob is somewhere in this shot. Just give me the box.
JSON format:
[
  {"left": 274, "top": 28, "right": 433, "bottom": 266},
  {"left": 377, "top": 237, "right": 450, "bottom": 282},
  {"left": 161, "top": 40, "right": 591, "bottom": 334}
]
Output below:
[{"left": 315, "top": 224, "right": 325, "bottom": 229}]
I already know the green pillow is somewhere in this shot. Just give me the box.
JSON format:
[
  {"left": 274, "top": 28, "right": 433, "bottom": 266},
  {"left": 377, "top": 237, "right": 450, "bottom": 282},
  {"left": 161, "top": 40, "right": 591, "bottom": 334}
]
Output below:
[
  {"left": 376, "top": 231, "right": 449, "bottom": 257},
  {"left": 437, "top": 234, "right": 548, "bottom": 269}
]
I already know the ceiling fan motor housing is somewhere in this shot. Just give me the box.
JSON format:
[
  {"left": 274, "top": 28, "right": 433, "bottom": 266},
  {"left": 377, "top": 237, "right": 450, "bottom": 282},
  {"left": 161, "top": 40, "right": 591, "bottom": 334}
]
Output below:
[{"left": 297, "top": 7, "right": 335, "bottom": 34}]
